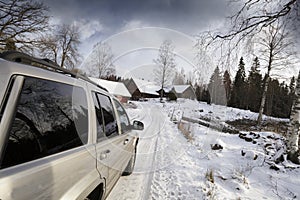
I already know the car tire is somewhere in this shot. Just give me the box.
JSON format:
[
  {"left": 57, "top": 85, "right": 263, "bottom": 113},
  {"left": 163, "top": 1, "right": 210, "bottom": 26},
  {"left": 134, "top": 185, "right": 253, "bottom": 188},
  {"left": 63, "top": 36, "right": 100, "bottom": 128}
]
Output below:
[
  {"left": 122, "top": 149, "right": 136, "bottom": 176},
  {"left": 85, "top": 184, "right": 103, "bottom": 200}
]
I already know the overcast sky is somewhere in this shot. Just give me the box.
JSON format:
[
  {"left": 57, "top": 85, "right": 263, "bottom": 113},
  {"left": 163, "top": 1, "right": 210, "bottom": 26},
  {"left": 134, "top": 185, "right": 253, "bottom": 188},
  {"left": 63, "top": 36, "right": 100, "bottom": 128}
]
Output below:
[
  {"left": 44, "top": 0, "right": 230, "bottom": 36},
  {"left": 42, "top": 0, "right": 298, "bottom": 83},
  {"left": 41, "top": 0, "right": 235, "bottom": 82}
]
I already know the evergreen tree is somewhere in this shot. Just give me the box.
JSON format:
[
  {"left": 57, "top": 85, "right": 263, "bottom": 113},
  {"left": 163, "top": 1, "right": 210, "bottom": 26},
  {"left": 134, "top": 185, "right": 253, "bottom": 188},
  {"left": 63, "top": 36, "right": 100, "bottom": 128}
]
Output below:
[
  {"left": 208, "top": 66, "right": 226, "bottom": 105},
  {"left": 201, "top": 87, "right": 211, "bottom": 104},
  {"left": 280, "top": 83, "right": 291, "bottom": 118},
  {"left": 229, "top": 57, "right": 247, "bottom": 109},
  {"left": 265, "top": 79, "right": 278, "bottom": 117},
  {"left": 247, "top": 57, "right": 263, "bottom": 112},
  {"left": 223, "top": 70, "right": 232, "bottom": 104},
  {"left": 194, "top": 84, "right": 202, "bottom": 101},
  {"left": 264, "top": 79, "right": 291, "bottom": 118}
]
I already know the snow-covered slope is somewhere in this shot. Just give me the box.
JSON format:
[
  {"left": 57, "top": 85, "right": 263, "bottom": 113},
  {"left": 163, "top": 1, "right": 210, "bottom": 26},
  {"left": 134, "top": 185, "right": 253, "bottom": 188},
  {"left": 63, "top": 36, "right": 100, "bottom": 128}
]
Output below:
[{"left": 107, "top": 99, "right": 300, "bottom": 200}]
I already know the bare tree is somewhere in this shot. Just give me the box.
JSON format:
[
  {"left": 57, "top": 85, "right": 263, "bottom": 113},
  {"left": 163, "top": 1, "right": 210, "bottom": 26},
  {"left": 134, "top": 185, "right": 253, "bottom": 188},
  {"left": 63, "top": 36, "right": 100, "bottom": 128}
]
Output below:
[
  {"left": 0, "top": 0, "right": 49, "bottom": 51},
  {"left": 57, "top": 24, "right": 81, "bottom": 69},
  {"left": 39, "top": 34, "right": 59, "bottom": 63},
  {"left": 39, "top": 24, "right": 81, "bottom": 69},
  {"left": 197, "top": 0, "right": 299, "bottom": 71},
  {"left": 200, "top": 0, "right": 299, "bottom": 164},
  {"left": 194, "top": 35, "right": 214, "bottom": 85},
  {"left": 153, "top": 40, "right": 176, "bottom": 100},
  {"left": 85, "top": 42, "right": 115, "bottom": 79},
  {"left": 256, "top": 21, "right": 294, "bottom": 125},
  {"left": 173, "top": 68, "right": 185, "bottom": 85},
  {"left": 214, "top": 0, "right": 298, "bottom": 42}
]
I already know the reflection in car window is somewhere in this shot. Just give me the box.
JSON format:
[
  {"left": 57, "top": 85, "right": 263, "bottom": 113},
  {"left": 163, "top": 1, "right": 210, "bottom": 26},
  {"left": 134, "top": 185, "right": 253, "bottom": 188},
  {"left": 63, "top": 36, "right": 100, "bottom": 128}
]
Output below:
[
  {"left": 96, "top": 93, "right": 118, "bottom": 138},
  {"left": 92, "top": 92, "right": 105, "bottom": 142},
  {"left": 113, "top": 100, "right": 130, "bottom": 133},
  {"left": 0, "top": 77, "right": 88, "bottom": 169}
]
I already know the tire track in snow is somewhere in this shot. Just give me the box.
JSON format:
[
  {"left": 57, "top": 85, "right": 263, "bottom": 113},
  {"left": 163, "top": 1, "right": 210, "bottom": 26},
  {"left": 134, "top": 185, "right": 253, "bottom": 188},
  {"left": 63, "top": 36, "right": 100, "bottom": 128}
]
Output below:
[{"left": 106, "top": 103, "right": 166, "bottom": 200}]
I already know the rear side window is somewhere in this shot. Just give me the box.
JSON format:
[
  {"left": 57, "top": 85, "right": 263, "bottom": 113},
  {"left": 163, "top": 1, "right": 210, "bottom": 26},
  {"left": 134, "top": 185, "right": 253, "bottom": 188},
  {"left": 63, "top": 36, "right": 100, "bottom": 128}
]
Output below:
[
  {"left": 94, "top": 93, "right": 118, "bottom": 138},
  {"left": 113, "top": 99, "right": 130, "bottom": 133},
  {"left": 0, "top": 77, "right": 88, "bottom": 169},
  {"left": 92, "top": 92, "right": 105, "bottom": 142}
]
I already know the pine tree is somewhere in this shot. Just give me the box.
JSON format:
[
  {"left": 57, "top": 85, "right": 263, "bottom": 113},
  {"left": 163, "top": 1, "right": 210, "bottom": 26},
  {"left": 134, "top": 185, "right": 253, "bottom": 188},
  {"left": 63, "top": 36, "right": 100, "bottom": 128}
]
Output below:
[
  {"left": 208, "top": 66, "right": 226, "bottom": 105},
  {"left": 279, "top": 83, "right": 290, "bottom": 118},
  {"left": 229, "top": 57, "right": 247, "bottom": 109},
  {"left": 247, "top": 57, "right": 263, "bottom": 112},
  {"left": 194, "top": 84, "right": 202, "bottom": 101},
  {"left": 223, "top": 70, "right": 232, "bottom": 104}
]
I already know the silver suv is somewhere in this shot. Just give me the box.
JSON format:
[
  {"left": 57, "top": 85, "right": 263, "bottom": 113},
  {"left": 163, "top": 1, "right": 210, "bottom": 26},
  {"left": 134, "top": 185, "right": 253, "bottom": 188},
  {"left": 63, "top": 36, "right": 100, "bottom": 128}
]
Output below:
[{"left": 0, "top": 51, "right": 144, "bottom": 200}]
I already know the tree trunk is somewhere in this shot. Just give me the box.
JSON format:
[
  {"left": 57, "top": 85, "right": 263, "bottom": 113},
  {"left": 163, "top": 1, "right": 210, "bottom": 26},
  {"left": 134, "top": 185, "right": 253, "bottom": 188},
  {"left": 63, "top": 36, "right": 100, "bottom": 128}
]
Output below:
[
  {"left": 257, "top": 74, "right": 270, "bottom": 125},
  {"left": 286, "top": 71, "right": 300, "bottom": 164},
  {"left": 60, "top": 52, "right": 66, "bottom": 68},
  {"left": 257, "top": 48, "right": 273, "bottom": 125},
  {"left": 160, "top": 69, "right": 165, "bottom": 101}
]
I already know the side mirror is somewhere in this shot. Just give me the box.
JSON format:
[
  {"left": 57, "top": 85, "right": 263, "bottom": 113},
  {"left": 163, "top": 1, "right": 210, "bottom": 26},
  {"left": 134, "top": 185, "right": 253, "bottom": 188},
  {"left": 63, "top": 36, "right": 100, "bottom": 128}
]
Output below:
[{"left": 132, "top": 120, "right": 144, "bottom": 131}]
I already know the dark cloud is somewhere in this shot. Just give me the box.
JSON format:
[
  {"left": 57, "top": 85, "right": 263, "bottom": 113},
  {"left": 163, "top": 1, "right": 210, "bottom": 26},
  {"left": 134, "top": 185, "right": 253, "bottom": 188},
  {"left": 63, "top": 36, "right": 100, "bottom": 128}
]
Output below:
[{"left": 43, "top": 0, "right": 230, "bottom": 35}]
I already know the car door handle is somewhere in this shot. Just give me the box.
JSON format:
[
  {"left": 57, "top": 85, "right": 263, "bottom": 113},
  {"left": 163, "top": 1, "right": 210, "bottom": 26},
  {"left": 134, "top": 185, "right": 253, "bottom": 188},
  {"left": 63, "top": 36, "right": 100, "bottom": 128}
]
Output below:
[
  {"left": 124, "top": 139, "right": 129, "bottom": 145},
  {"left": 99, "top": 149, "right": 110, "bottom": 160}
]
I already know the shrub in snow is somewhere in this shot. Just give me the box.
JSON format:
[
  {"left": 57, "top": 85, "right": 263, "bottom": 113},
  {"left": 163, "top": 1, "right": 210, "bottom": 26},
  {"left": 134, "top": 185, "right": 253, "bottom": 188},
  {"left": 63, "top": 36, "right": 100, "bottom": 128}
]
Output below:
[
  {"left": 205, "top": 169, "right": 214, "bottom": 183},
  {"left": 211, "top": 144, "right": 223, "bottom": 150}
]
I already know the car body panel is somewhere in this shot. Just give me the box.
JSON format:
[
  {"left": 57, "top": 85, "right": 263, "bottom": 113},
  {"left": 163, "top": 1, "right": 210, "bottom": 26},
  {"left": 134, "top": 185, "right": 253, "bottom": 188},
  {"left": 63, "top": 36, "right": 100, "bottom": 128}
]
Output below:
[
  {"left": 0, "top": 145, "right": 99, "bottom": 200},
  {"left": 0, "top": 57, "right": 141, "bottom": 199}
]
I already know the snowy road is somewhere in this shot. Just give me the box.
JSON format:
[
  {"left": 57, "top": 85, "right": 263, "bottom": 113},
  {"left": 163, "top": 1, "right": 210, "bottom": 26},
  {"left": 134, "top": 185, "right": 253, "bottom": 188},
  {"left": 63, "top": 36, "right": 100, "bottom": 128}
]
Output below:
[
  {"left": 107, "top": 101, "right": 206, "bottom": 199},
  {"left": 106, "top": 103, "right": 166, "bottom": 200}
]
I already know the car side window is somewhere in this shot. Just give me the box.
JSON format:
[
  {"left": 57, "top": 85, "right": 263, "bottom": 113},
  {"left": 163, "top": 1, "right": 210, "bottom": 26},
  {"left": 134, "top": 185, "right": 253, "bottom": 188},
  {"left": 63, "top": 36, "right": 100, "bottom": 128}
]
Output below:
[
  {"left": 113, "top": 99, "right": 130, "bottom": 133},
  {"left": 96, "top": 93, "right": 119, "bottom": 138},
  {"left": 0, "top": 77, "right": 88, "bottom": 169},
  {"left": 92, "top": 92, "right": 105, "bottom": 142}
]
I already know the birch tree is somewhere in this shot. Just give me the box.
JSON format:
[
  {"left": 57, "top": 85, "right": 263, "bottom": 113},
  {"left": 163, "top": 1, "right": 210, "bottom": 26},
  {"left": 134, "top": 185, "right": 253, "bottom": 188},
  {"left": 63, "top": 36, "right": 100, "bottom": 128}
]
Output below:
[
  {"left": 287, "top": 72, "right": 300, "bottom": 164},
  {"left": 256, "top": 21, "right": 294, "bottom": 125},
  {"left": 154, "top": 40, "right": 176, "bottom": 100}
]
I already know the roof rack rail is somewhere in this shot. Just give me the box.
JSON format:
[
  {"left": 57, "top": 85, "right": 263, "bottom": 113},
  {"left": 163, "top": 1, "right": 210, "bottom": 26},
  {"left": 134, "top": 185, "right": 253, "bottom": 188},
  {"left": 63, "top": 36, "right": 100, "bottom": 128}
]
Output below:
[{"left": 0, "top": 51, "right": 108, "bottom": 92}]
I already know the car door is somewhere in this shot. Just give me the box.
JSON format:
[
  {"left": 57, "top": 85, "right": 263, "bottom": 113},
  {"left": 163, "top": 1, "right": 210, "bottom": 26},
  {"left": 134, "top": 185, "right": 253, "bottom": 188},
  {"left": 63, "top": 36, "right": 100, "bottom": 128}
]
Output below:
[
  {"left": 92, "top": 92, "right": 129, "bottom": 196},
  {"left": 0, "top": 76, "right": 100, "bottom": 200},
  {"left": 112, "top": 99, "right": 136, "bottom": 165}
]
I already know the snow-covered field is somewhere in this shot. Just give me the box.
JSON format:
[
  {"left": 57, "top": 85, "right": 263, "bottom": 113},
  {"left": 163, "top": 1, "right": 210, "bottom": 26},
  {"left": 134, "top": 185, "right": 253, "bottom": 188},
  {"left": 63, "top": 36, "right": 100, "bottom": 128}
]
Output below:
[{"left": 107, "top": 99, "right": 300, "bottom": 200}]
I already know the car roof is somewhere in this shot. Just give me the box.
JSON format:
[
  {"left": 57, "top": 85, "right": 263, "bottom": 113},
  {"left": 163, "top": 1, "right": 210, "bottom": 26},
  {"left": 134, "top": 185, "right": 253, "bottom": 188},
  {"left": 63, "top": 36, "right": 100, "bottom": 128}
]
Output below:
[{"left": 0, "top": 51, "right": 108, "bottom": 92}]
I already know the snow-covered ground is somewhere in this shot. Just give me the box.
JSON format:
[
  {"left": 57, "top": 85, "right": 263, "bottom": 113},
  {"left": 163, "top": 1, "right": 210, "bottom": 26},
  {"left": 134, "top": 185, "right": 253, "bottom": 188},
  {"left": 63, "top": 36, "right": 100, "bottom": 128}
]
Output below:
[{"left": 107, "top": 99, "right": 300, "bottom": 200}]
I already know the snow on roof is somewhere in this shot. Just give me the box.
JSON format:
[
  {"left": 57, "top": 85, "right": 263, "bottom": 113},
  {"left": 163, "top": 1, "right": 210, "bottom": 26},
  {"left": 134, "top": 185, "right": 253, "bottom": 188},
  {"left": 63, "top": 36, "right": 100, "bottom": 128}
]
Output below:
[
  {"left": 89, "top": 77, "right": 131, "bottom": 97},
  {"left": 173, "top": 85, "right": 191, "bottom": 94},
  {"left": 132, "top": 78, "right": 160, "bottom": 95},
  {"left": 163, "top": 86, "right": 174, "bottom": 93}
]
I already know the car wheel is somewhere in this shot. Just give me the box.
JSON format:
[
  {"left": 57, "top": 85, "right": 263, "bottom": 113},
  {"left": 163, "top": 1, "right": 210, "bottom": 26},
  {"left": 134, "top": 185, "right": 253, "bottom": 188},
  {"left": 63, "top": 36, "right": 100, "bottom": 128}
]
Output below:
[
  {"left": 85, "top": 184, "right": 103, "bottom": 200},
  {"left": 122, "top": 149, "right": 136, "bottom": 176}
]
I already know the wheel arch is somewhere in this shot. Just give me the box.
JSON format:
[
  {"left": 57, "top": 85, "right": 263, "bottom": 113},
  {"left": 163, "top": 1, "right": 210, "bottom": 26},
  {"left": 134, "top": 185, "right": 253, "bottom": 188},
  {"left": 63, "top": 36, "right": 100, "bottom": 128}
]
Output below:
[{"left": 60, "top": 169, "right": 105, "bottom": 200}]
